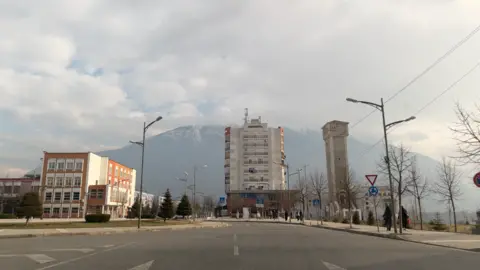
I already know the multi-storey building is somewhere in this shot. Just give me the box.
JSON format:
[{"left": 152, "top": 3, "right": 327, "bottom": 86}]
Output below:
[
  {"left": 41, "top": 152, "right": 136, "bottom": 218},
  {"left": 134, "top": 191, "right": 165, "bottom": 209},
  {"left": 224, "top": 110, "right": 287, "bottom": 215},
  {"left": 0, "top": 177, "right": 41, "bottom": 214},
  {"left": 225, "top": 110, "right": 285, "bottom": 192}
]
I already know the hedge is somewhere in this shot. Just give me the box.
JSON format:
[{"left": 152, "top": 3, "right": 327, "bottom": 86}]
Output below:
[
  {"left": 85, "top": 214, "right": 111, "bottom": 223},
  {"left": 0, "top": 213, "right": 16, "bottom": 219}
]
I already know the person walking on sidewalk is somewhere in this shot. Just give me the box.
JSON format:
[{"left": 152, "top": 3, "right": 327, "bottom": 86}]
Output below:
[
  {"left": 383, "top": 206, "right": 392, "bottom": 231},
  {"left": 401, "top": 206, "right": 409, "bottom": 230}
]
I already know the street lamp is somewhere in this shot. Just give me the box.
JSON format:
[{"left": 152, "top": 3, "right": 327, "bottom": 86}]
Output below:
[
  {"left": 129, "top": 116, "right": 163, "bottom": 229},
  {"left": 193, "top": 164, "right": 207, "bottom": 221},
  {"left": 176, "top": 171, "right": 189, "bottom": 195},
  {"left": 346, "top": 97, "right": 415, "bottom": 234}
]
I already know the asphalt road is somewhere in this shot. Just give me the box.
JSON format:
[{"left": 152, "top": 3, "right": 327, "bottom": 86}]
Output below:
[{"left": 0, "top": 222, "right": 479, "bottom": 270}]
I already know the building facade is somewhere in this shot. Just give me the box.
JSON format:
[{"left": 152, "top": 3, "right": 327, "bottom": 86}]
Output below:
[
  {"left": 41, "top": 152, "right": 136, "bottom": 218},
  {"left": 0, "top": 177, "right": 41, "bottom": 214},
  {"left": 134, "top": 191, "right": 165, "bottom": 208},
  {"left": 224, "top": 109, "right": 286, "bottom": 193},
  {"left": 322, "top": 120, "right": 350, "bottom": 216}
]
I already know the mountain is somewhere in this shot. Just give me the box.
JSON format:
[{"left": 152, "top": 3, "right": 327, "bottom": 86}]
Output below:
[{"left": 96, "top": 125, "right": 450, "bottom": 211}]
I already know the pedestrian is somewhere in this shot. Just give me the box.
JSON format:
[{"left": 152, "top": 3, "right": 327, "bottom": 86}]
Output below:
[
  {"left": 401, "top": 206, "right": 409, "bottom": 230},
  {"left": 383, "top": 206, "right": 392, "bottom": 231},
  {"left": 284, "top": 211, "right": 288, "bottom": 221}
]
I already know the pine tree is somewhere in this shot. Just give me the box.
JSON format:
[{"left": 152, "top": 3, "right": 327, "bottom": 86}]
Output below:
[
  {"left": 160, "top": 189, "right": 174, "bottom": 222},
  {"left": 367, "top": 210, "right": 375, "bottom": 226},
  {"left": 130, "top": 196, "right": 140, "bottom": 218},
  {"left": 352, "top": 211, "right": 361, "bottom": 225},
  {"left": 176, "top": 194, "right": 192, "bottom": 218},
  {"left": 16, "top": 192, "right": 42, "bottom": 225}
]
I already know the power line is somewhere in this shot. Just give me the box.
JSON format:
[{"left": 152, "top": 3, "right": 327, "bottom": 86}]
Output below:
[
  {"left": 347, "top": 22, "right": 480, "bottom": 132},
  {"left": 358, "top": 61, "right": 480, "bottom": 157}
]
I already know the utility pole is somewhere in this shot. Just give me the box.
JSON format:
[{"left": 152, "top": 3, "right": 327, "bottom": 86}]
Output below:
[{"left": 347, "top": 97, "right": 415, "bottom": 234}]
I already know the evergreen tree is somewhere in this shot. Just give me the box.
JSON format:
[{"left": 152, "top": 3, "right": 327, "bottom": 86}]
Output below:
[
  {"left": 367, "top": 210, "right": 375, "bottom": 226},
  {"left": 160, "top": 189, "right": 174, "bottom": 222},
  {"left": 16, "top": 192, "right": 42, "bottom": 225},
  {"left": 176, "top": 194, "right": 192, "bottom": 217},
  {"left": 352, "top": 211, "right": 361, "bottom": 225},
  {"left": 130, "top": 196, "right": 141, "bottom": 218}
]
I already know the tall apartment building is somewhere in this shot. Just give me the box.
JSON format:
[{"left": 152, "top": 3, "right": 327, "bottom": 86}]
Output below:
[
  {"left": 224, "top": 110, "right": 286, "bottom": 193},
  {"left": 41, "top": 152, "right": 136, "bottom": 218}
]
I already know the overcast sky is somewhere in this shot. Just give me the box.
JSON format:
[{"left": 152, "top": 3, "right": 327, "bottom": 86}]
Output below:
[{"left": 1, "top": 0, "right": 480, "bottom": 180}]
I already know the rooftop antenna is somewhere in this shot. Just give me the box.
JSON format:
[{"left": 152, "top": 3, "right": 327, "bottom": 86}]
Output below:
[{"left": 244, "top": 108, "right": 249, "bottom": 124}]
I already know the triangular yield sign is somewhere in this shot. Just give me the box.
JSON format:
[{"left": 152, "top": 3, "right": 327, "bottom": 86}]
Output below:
[{"left": 365, "top": 174, "right": 378, "bottom": 186}]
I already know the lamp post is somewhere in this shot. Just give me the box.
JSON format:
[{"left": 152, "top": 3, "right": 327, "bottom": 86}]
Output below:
[
  {"left": 192, "top": 164, "right": 207, "bottom": 221},
  {"left": 176, "top": 171, "right": 189, "bottom": 195},
  {"left": 346, "top": 97, "right": 415, "bottom": 234},
  {"left": 129, "top": 116, "right": 163, "bottom": 229}
]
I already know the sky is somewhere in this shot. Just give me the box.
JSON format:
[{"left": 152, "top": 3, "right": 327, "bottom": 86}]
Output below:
[{"left": 1, "top": 0, "right": 480, "bottom": 184}]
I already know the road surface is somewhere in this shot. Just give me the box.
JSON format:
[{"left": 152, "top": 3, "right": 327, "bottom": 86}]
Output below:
[{"left": 0, "top": 222, "right": 478, "bottom": 269}]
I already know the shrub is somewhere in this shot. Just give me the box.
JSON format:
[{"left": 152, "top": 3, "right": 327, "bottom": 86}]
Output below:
[
  {"left": 342, "top": 218, "right": 349, "bottom": 224},
  {"left": 430, "top": 212, "right": 447, "bottom": 231},
  {"left": 85, "top": 214, "right": 111, "bottom": 223},
  {"left": 332, "top": 216, "right": 340, "bottom": 223},
  {"left": 367, "top": 211, "right": 375, "bottom": 226},
  {"left": 0, "top": 213, "right": 16, "bottom": 219},
  {"left": 352, "top": 211, "right": 361, "bottom": 225}
]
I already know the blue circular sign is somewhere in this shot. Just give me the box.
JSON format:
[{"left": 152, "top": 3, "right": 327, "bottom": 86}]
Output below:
[
  {"left": 369, "top": 186, "right": 379, "bottom": 196},
  {"left": 474, "top": 172, "right": 480, "bottom": 188}
]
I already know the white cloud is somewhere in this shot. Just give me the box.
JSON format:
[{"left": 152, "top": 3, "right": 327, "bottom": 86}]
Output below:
[{"left": 1, "top": 0, "right": 480, "bottom": 179}]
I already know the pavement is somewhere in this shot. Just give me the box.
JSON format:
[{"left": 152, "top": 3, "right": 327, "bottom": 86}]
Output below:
[
  {"left": 212, "top": 217, "right": 480, "bottom": 251},
  {"left": 0, "top": 221, "right": 479, "bottom": 270}
]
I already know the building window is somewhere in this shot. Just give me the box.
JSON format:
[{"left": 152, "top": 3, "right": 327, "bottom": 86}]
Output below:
[
  {"left": 66, "top": 162, "right": 74, "bottom": 170},
  {"left": 62, "top": 208, "right": 69, "bottom": 214},
  {"left": 74, "top": 177, "right": 81, "bottom": 187},
  {"left": 43, "top": 208, "right": 50, "bottom": 214},
  {"left": 75, "top": 161, "right": 83, "bottom": 170},
  {"left": 53, "top": 208, "right": 60, "bottom": 214},
  {"left": 47, "top": 177, "right": 54, "bottom": 186},
  {"left": 13, "top": 186, "right": 20, "bottom": 194},
  {"left": 48, "top": 162, "right": 56, "bottom": 170},
  {"left": 108, "top": 165, "right": 112, "bottom": 174},
  {"left": 71, "top": 207, "right": 79, "bottom": 214},
  {"left": 63, "top": 192, "right": 71, "bottom": 201},
  {"left": 54, "top": 192, "right": 61, "bottom": 201},
  {"left": 97, "top": 189, "right": 104, "bottom": 199},
  {"left": 73, "top": 192, "right": 80, "bottom": 200},
  {"left": 57, "top": 162, "right": 65, "bottom": 170},
  {"left": 65, "top": 177, "right": 72, "bottom": 187},
  {"left": 55, "top": 177, "right": 63, "bottom": 187},
  {"left": 45, "top": 192, "right": 52, "bottom": 202},
  {"left": 90, "top": 189, "right": 97, "bottom": 199}
]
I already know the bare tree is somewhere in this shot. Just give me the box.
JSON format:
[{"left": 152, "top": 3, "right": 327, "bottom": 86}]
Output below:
[
  {"left": 407, "top": 156, "right": 429, "bottom": 230},
  {"left": 378, "top": 143, "right": 412, "bottom": 233},
  {"left": 310, "top": 171, "right": 328, "bottom": 224},
  {"left": 340, "top": 169, "right": 359, "bottom": 228},
  {"left": 294, "top": 176, "right": 310, "bottom": 219},
  {"left": 435, "top": 157, "right": 463, "bottom": 232},
  {"left": 450, "top": 102, "right": 480, "bottom": 165},
  {"left": 203, "top": 196, "right": 215, "bottom": 217}
]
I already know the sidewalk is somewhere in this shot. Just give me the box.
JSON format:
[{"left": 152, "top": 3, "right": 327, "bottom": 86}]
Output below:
[
  {"left": 209, "top": 217, "right": 480, "bottom": 252},
  {"left": 0, "top": 221, "right": 229, "bottom": 239}
]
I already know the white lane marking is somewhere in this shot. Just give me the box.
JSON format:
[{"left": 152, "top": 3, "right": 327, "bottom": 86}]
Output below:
[
  {"left": 102, "top": 244, "right": 115, "bottom": 248},
  {"left": 26, "top": 254, "right": 56, "bottom": 264},
  {"left": 128, "top": 260, "right": 154, "bottom": 270},
  {"left": 0, "top": 254, "right": 56, "bottom": 264},
  {"left": 55, "top": 229, "right": 68, "bottom": 233},
  {"left": 233, "top": 234, "right": 239, "bottom": 256},
  {"left": 322, "top": 261, "right": 346, "bottom": 270},
  {"left": 34, "top": 242, "right": 135, "bottom": 270},
  {"left": 41, "top": 248, "right": 94, "bottom": 254}
]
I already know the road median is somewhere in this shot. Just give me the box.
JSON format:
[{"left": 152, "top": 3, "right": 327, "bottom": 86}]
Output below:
[{"left": 0, "top": 221, "right": 229, "bottom": 239}]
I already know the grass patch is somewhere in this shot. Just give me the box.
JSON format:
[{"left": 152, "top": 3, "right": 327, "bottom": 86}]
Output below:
[{"left": 0, "top": 219, "right": 192, "bottom": 229}]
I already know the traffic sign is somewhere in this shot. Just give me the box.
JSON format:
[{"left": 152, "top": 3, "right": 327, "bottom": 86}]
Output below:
[
  {"left": 368, "top": 186, "right": 379, "bottom": 196},
  {"left": 312, "top": 199, "right": 320, "bottom": 206},
  {"left": 474, "top": 172, "right": 480, "bottom": 188},
  {"left": 365, "top": 174, "right": 378, "bottom": 186},
  {"left": 219, "top": 197, "right": 226, "bottom": 205}
]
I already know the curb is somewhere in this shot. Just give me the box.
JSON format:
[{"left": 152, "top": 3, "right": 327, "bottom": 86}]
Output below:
[
  {"left": 312, "top": 225, "right": 480, "bottom": 253},
  {"left": 0, "top": 222, "right": 230, "bottom": 240},
  {"left": 206, "top": 219, "right": 305, "bottom": 226}
]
